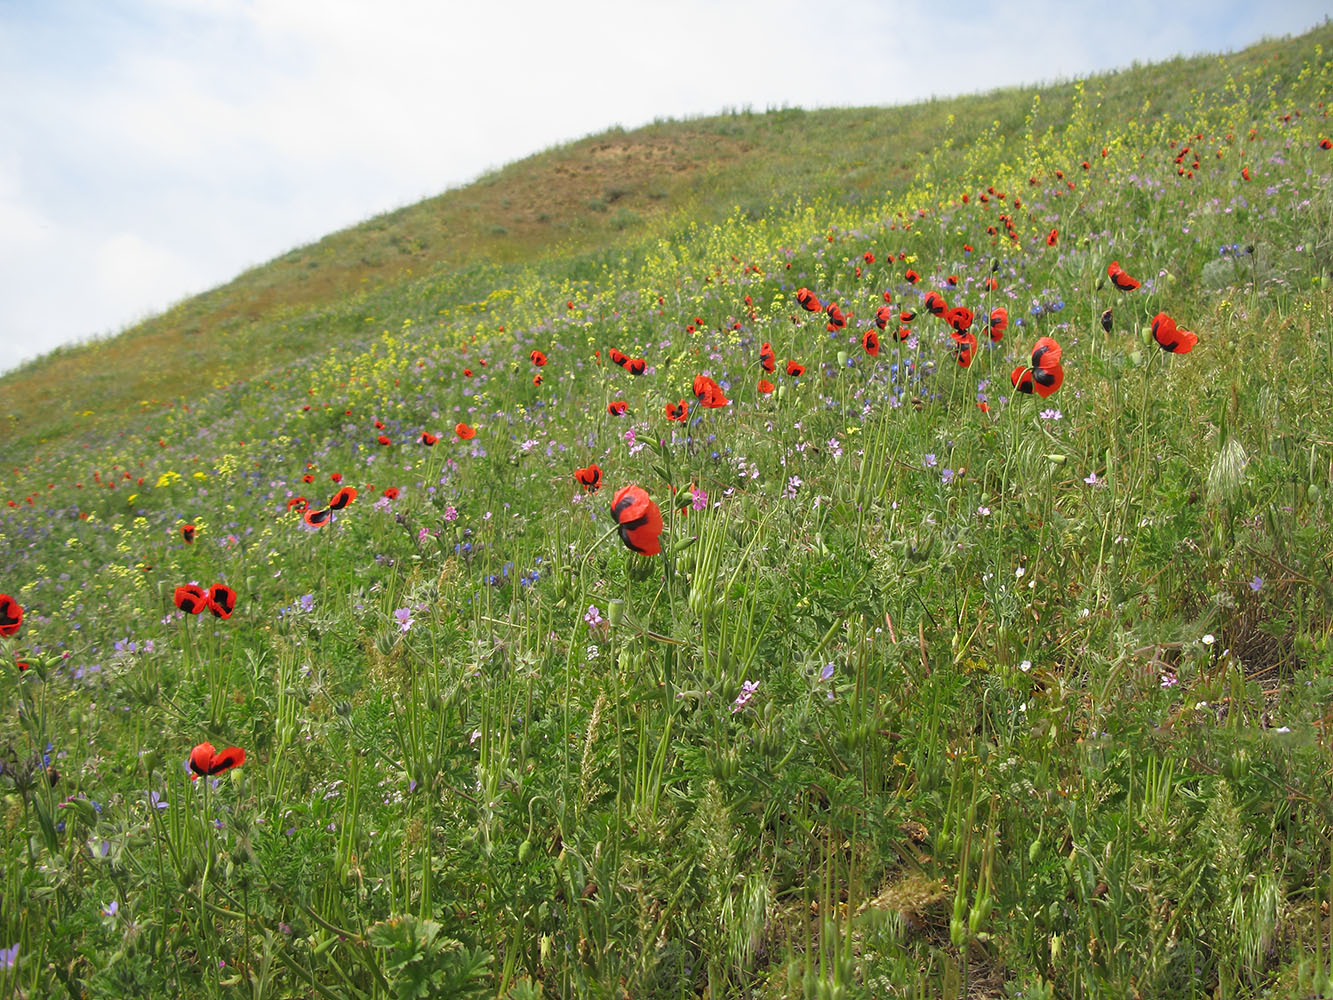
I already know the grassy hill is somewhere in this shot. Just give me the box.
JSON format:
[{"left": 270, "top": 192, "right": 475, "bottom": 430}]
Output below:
[{"left": 2, "top": 22, "right": 1333, "bottom": 1000}]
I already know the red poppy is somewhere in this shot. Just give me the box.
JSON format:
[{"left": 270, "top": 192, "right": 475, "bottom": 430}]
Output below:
[
  {"left": 796, "top": 287, "right": 823, "bottom": 312},
  {"left": 208, "top": 584, "right": 237, "bottom": 619},
  {"left": 0, "top": 594, "right": 21, "bottom": 637},
  {"left": 1321, "top": 138, "right": 1332, "bottom": 150},
  {"left": 420, "top": 431, "right": 438, "bottom": 446},
  {"left": 608, "top": 348, "right": 629, "bottom": 367},
  {"left": 946, "top": 275, "right": 959, "bottom": 287},
  {"left": 872, "top": 305, "right": 892, "bottom": 331},
  {"left": 893, "top": 326, "right": 912, "bottom": 341},
  {"left": 1081, "top": 160, "right": 1090, "bottom": 170},
  {"left": 759, "top": 342, "right": 776, "bottom": 373},
  {"left": 863, "top": 251, "right": 875, "bottom": 263},
  {"left": 287, "top": 496, "right": 308, "bottom": 512},
  {"left": 899, "top": 309, "right": 916, "bottom": 323},
  {"left": 825, "top": 302, "right": 847, "bottom": 332},
  {"left": 455, "top": 422, "right": 476, "bottom": 440},
  {"left": 174, "top": 584, "right": 209, "bottom": 615},
  {"left": 189, "top": 742, "right": 245, "bottom": 779},
  {"left": 1106, "top": 261, "right": 1141, "bottom": 292},
  {"left": 383, "top": 487, "right": 400, "bottom": 499},
  {"left": 861, "top": 328, "right": 881, "bottom": 356},
  {"left": 1046, "top": 229, "right": 1059, "bottom": 246},
  {"left": 607, "top": 400, "right": 628, "bottom": 416},
  {"left": 786, "top": 360, "right": 805, "bottom": 378},
  {"left": 611, "top": 485, "right": 664, "bottom": 556},
  {"left": 1011, "top": 336, "right": 1065, "bottom": 398},
  {"left": 664, "top": 399, "right": 689, "bottom": 421},
  {"left": 330, "top": 473, "right": 343, "bottom": 483},
  {"left": 923, "top": 291, "right": 948, "bottom": 317},
  {"left": 905, "top": 269, "right": 920, "bottom": 283},
  {"left": 574, "top": 464, "right": 603, "bottom": 492},
  {"left": 325, "top": 487, "right": 355, "bottom": 512},
  {"left": 377, "top": 435, "right": 392, "bottom": 446},
  {"left": 16, "top": 657, "right": 30, "bottom": 672},
  {"left": 374, "top": 420, "right": 385, "bottom": 430},
  {"left": 303, "top": 507, "right": 333, "bottom": 527},
  {"left": 181, "top": 524, "right": 196, "bottom": 544},
  {"left": 945, "top": 306, "right": 973, "bottom": 333},
  {"left": 693, "top": 375, "right": 730, "bottom": 409},
  {"left": 1150, "top": 313, "right": 1198, "bottom": 354},
  {"left": 757, "top": 378, "right": 775, "bottom": 394},
  {"left": 463, "top": 369, "right": 473, "bottom": 377},
  {"left": 533, "top": 374, "right": 543, "bottom": 386},
  {"left": 1100, "top": 308, "right": 1114, "bottom": 332},
  {"left": 951, "top": 330, "right": 978, "bottom": 367},
  {"left": 986, "top": 307, "right": 1008, "bottom": 341},
  {"left": 626, "top": 358, "right": 646, "bottom": 376},
  {"left": 530, "top": 350, "right": 547, "bottom": 367},
  {"left": 302, "top": 474, "right": 315, "bottom": 484}
]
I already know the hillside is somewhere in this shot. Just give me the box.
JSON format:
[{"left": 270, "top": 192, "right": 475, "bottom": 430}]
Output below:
[
  {"left": 1, "top": 22, "right": 1333, "bottom": 1000},
  {"left": 1, "top": 24, "right": 1326, "bottom": 461}
]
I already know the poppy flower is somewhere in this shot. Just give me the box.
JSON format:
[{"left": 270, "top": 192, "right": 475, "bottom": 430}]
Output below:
[
  {"left": 1010, "top": 336, "right": 1065, "bottom": 398},
  {"left": 207, "top": 584, "right": 237, "bottom": 619},
  {"left": 611, "top": 485, "right": 664, "bottom": 556},
  {"left": 303, "top": 507, "right": 333, "bottom": 527},
  {"left": 455, "top": 422, "right": 476, "bottom": 440},
  {"left": 946, "top": 306, "right": 974, "bottom": 333},
  {"left": 757, "top": 378, "right": 774, "bottom": 394},
  {"left": 330, "top": 473, "right": 343, "bottom": 483},
  {"left": 1321, "top": 138, "right": 1332, "bottom": 150},
  {"left": 923, "top": 291, "right": 948, "bottom": 317},
  {"left": 1241, "top": 167, "right": 1251, "bottom": 181},
  {"left": 532, "top": 374, "right": 543, "bottom": 386},
  {"left": 377, "top": 435, "right": 392, "bottom": 446},
  {"left": 374, "top": 420, "right": 385, "bottom": 430},
  {"left": 383, "top": 487, "right": 400, "bottom": 499},
  {"left": 1150, "top": 313, "right": 1198, "bottom": 353},
  {"left": 862, "top": 329, "right": 880, "bottom": 356},
  {"left": 863, "top": 251, "right": 875, "bottom": 263},
  {"left": 574, "top": 464, "right": 603, "bottom": 492},
  {"left": 189, "top": 742, "right": 245, "bottom": 779},
  {"left": 463, "top": 369, "right": 473, "bottom": 377},
  {"left": 786, "top": 360, "right": 805, "bottom": 378},
  {"left": 664, "top": 399, "right": 689, "bottom": 422},
  {"left": 1107, "top": 261, "right": 1141, "bottom": 292},
  {"left": 328, "top": 486, "right": 357, "bottom": 511},
  {"left": 1100, "top": 308, "right": 1114, "bottom": 333},
  {"left": 181, "top": 524, "right": 196, "bottom": 544},
  {"left": 796, "top": 287, "right": 822, "bottom": 312},
  {"left": 946, "top": 275, "right": 959, "bottom": 287},
  {"left": 986, "top": 307, "right": 1008, "bottom": 342},
  {"left": 16, "top": 657, "right": 30, "bottom": 672},
  {"left": 626, "top": 358, "right": 646, "bottom": 376},
  {"left": 1046, "top": 229, "right": 1059, "bottom": 246},
  {"left": 607, "top": 401, "right": 628, "bottom": 416},
  {"left": 420, "top": 431, "right": 438, "bottom": 446},
  {"left": 759, "top": 343, "right": 776, "bottom": 373},
  {"left": 302, "top": 474, "right": 315, "bottom": 484},
  {"left": 530, "top": 350, "right": 547, "bottom": 366},
  {"left": 873, "top": 305, "right": 892, "bottom": 331},
  {"left": 905, "top": 269, "right": 920, "bottom": 284},
  {"left": 825, "top": 302, "right": 847, "bottom": 332},
  {"left": 608, "top": 348, "right": 628, "bottom": 368},
  {"left": 693, "top": 375, "right": 730, "bottom": 409},
  {"left": 286, "top": 496, "right": 308, "bottom": 512},
  {"left": 173, "top": 584, "right": 209, "bottom": 615},
  {"left": 951, "top": 330, "right": 978, "bottom": 368},
  {"left": 899, "top": 309, "right": 916, "bottom": 323},
  {"left": 0, "top": 594, "right": 21, "bottom": 637}
]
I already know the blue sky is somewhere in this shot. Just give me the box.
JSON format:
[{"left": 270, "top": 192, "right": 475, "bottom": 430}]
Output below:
[{"left": 2, "top": 0, "right": 1330, "bottom": 371}]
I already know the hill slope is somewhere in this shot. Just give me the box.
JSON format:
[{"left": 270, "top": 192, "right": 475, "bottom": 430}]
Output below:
[
  {"left": 2, "top": 24, "right": 1327, "bottom": 459},
  {"left": 1, "top": 23, "right": 1333, "bottom": 1000}
]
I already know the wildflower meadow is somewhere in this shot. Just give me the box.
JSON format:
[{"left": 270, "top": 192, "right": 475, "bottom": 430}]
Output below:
[{"left": 3, "top": 23, "right": 1333, "bottom": 1000}]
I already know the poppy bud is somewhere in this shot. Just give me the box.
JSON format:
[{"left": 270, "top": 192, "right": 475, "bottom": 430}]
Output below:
[
  {"left": 1046, "top": 454, "right": 1068, "bottom": 465},
  {"left": 606, "top": 599, "right": 626, "bottom": 629}
]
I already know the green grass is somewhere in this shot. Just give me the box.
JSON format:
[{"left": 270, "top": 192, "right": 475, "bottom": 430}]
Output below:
[{"left": 2, "top": 21, "right": 1333, "bottom": 1000}]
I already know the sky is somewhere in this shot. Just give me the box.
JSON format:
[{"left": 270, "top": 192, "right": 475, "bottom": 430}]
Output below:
[{"left": 2, "top": 0, "right": 1330, "bottom": 373}]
